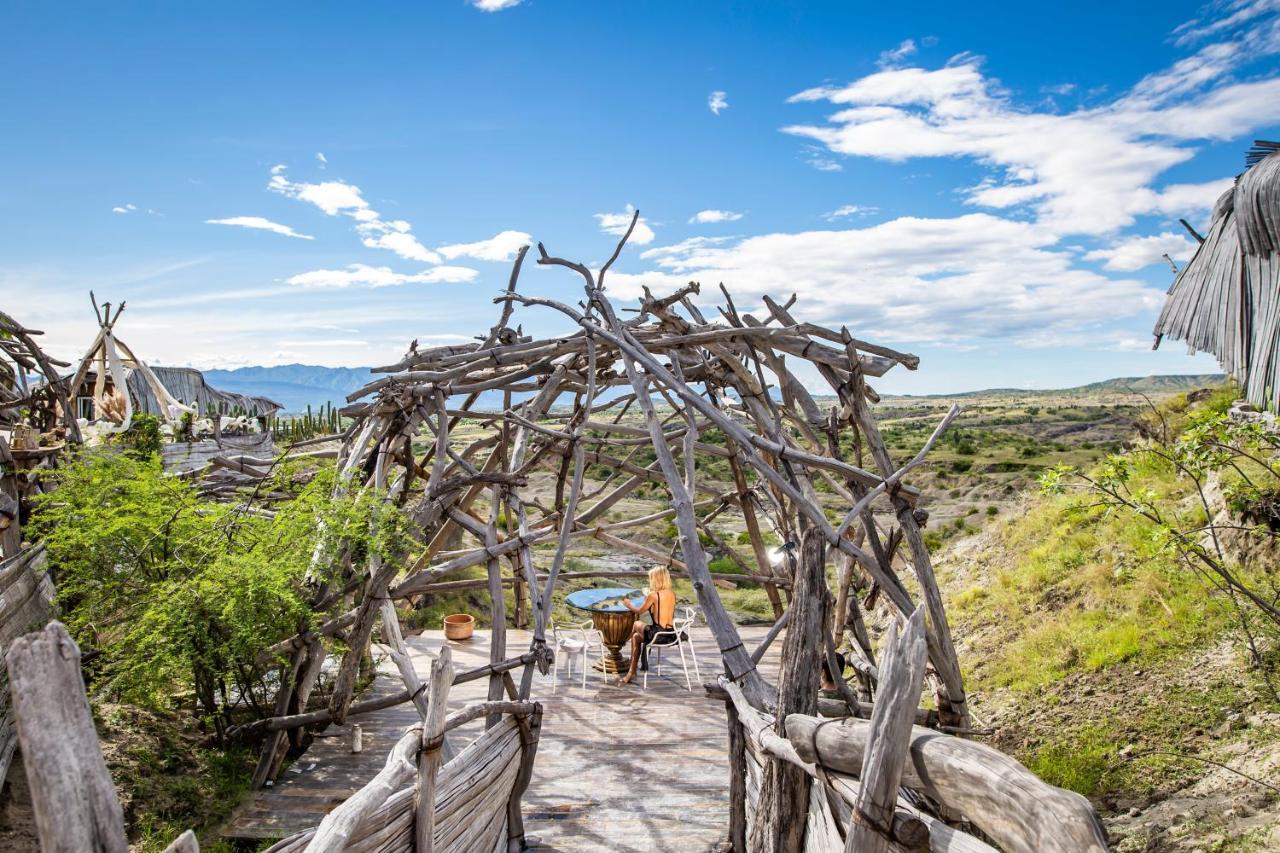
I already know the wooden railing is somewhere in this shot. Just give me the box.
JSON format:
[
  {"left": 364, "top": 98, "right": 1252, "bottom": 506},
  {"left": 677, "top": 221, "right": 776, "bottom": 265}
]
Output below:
[
  {"left": 264, "top": 645, "right": 543, "bottom": 853},
  {"left": 713, "top": 528, "right": 1108, "bottom": 853}
]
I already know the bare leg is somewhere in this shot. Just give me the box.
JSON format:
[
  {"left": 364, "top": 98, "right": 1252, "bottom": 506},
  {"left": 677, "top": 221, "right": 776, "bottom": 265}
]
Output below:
[{"left": 620, "top": 623, "right": 645, "bottom": 684}]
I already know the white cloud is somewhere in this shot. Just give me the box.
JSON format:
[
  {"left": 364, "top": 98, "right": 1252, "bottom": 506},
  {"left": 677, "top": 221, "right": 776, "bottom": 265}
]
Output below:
[
  {"left": 205, "top": 216, "right": 314, "bottom": 240},
  {"left": 804, "top": 151, "right": 843, "bottom": 172},
  {"left": 469, "top": 0, "right": 523, "bottom": 10},
  {"left": 268, "top": 166, "right": 440, "bottom": 262},
  {"left": 595, "top": 205, "right": 655, "bottom": 245},
  {"left": 878, "top": 39, "right": 917, "bottom": 68},
  {"left": 359, "top": 230, "right": 438, "bottom": 263},
  {"left": 708, "top": 91, "right": 729, "bottom": 115},
  {"left": 1083, "top": 232, "right": 1196, "bottom": 271},
  {"left": 1139, "top": 177, "right": 1236, "bottom": 217},
  {"left": 1173, "top": 0, "right": 1280, "bottom": 46},
  {"left": 316, "top": 152, "right": 327, "bottom": 168},
  {"left": 689, "top": 209, "right": 744, "bottom": 224},
  {"left": 782, "top": 12, "right": 1280, "bottom": 236},
  {"left": 823, "top": 205, "right": 878, "bottom": 220},
  {"left": 438, "top": 230, "right": 532, "bottom": 262},
  {"left": 285, "top": 264, "right": 477, "bottom": 289},
  {"left": 269, "top": 173, "right": 367, "bottom": 216},
  {"left": 603, "top": 214, "right": 1164, "bottom": 346},
  {"left": 639, "top": 236, "right": 733, "bottom": 263},
  {"left": 111, "top": 203, "right": 163, "bottom": 217}
]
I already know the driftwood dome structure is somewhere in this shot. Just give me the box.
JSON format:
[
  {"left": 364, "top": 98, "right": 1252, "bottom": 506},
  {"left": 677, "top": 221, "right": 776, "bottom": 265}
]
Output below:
[
  {"left": 225, "top": 214, "right": 1106, "bottom": 852},
  {"left": 1154, "top": 141, "right": 1280, "bottom": 408}
]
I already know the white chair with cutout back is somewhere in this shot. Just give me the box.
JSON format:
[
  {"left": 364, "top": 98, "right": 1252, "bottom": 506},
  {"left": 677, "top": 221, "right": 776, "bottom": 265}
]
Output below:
[
  {"left": 642, "top": 606, "right": 701, "bottom": 691},
  {"left": 551, "top": 619, "right": 605, "bottom": 690}
]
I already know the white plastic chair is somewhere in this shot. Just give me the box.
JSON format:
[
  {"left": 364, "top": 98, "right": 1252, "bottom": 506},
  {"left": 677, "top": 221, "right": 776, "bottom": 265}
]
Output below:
[
  {"left": 551, "top": 620, "right": 604, "bottom": 690},
  {"left": 643, "top": 606, "right": 702, "bottom": 691}
]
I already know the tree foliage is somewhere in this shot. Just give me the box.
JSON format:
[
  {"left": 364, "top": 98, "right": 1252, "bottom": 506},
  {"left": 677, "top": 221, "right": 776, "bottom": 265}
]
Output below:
[{"left": 31, "top": 450, "right": 408, "bottom": 739}]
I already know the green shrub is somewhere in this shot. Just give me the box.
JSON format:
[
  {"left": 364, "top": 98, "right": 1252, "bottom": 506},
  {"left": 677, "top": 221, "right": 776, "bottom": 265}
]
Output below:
[
  {"left": 121, "top": 413, "right": 163, "bottom": 459},
  {"left": 32, "top": 451, "right": 406, "bottom": 738}
]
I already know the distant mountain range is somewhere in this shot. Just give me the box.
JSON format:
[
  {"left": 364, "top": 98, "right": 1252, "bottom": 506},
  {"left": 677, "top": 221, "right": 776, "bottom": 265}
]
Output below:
[
  {"left": 202, "top": 365, "right": 380, "bottom": 414},
  {"left": 885, "top": 374, "right": 1227, "bottom": 400},
  {"left": 201, "top": 365, "right": 1228, "bottom": 413}
]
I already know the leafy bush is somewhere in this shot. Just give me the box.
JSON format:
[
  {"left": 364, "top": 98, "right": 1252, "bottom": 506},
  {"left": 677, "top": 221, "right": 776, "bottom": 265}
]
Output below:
[
  {"left": 709, "top": 556, "right": 743, "bottom": 575},
  {"left": 32, "top": 450, "right": 406, "bottom": 739},
  {"left": 121, "top": 413, "right": 163, "bottom": 459}
]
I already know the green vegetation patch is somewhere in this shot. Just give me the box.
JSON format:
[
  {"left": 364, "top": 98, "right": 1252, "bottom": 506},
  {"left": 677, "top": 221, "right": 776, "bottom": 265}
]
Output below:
[{"left": 960, "top": 450, "right": 1229, "bottom": 693}]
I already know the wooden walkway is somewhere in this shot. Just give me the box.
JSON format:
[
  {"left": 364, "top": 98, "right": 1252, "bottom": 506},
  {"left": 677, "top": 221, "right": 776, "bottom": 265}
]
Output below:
[{"left": 223, "top": 625, "right": 779, "bottom": 851}]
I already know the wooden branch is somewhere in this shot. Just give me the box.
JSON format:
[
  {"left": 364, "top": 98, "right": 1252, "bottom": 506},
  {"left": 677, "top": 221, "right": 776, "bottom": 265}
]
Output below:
[{"left": 834, "top": 405, "right": 960, "bottom": 539}]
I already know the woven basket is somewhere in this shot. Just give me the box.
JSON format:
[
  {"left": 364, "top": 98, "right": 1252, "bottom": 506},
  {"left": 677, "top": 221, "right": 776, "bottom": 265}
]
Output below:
[{"left": 443, "top": 613, "right": 475, "bottom": 641}]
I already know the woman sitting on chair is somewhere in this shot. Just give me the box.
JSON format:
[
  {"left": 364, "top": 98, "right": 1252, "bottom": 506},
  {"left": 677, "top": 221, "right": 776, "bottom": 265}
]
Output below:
[{"left": 619, "top": 566, "right": 676, "bottom": 685}]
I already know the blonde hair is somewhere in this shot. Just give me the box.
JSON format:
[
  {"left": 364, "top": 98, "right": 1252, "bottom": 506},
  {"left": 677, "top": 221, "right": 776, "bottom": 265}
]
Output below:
[{"left": 647, "top": 566, "right": 672, "bottom": 593}]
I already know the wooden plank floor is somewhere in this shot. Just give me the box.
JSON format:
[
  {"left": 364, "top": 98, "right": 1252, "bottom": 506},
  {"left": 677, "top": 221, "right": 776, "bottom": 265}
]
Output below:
[{"left": 223, "top": 625, "right": 780, "bottom": 851}]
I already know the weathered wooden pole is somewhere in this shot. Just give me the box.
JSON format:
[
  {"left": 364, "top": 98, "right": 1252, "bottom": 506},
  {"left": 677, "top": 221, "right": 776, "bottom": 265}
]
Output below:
[
  {"left": 747, "top": 528, "right": 828, "bottom": 852},
  {"left": 725, "top": 700, "right": 748, "bottom": 852},
  {"left": 846, "top": 605, "right": 928, "bottom": 853},
  {"left": 6, "top": 622, "right": 128, "bottom": 853},
  {"left": 415, "top": 645, "right": 454, "bottom": 852}
]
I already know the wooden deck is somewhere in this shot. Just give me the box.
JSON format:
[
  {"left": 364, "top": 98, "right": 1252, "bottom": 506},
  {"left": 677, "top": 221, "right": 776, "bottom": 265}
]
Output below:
[{"left": 223, "top": 625, "right": 780, "bottom": 851}]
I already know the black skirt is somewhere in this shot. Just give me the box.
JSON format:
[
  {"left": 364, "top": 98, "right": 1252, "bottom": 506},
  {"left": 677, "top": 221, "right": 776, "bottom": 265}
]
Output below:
[
  {"left": 639, "top": 623, "right": 681, "bottom": 670},
  {"left": 643, "top": 623, "right": 678, "bottom": 645}
]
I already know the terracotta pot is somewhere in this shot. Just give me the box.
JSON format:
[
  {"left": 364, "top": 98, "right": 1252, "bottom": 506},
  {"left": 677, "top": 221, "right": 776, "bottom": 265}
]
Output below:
[{"left": 443, "top": 613, "right": 475, "bottom": 641}]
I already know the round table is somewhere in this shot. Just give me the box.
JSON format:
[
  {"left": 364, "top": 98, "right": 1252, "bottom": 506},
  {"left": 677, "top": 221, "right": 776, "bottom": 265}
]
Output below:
[{"left": 565, "top": 587, "right": 645, "bottom": 674}]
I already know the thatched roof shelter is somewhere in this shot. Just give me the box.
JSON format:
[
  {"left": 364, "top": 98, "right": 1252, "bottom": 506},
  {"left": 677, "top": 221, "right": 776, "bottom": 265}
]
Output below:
[{"left": 1154, "top": 141, "right": 1280, "bottom": 408}]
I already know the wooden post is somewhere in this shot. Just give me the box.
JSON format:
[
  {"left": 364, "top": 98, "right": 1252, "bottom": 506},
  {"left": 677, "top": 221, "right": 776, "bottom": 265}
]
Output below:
[
  {"left": 485, "top": 482, "right": 507, "bottom": 725},
  {"left": 726, "top": 700, "right": 748, "bottom": 852},
  {"left": 6, "top": 622, "right": 128, "bottom": 853},
  {"left": 846, "top": 606, "right": 927, "bottom": 853},
  {"left": 415, "top": 645, "right": 454, "bottom": 852},
  {"left": 748, "top": 528, "right": 827, "bottom": 853}
]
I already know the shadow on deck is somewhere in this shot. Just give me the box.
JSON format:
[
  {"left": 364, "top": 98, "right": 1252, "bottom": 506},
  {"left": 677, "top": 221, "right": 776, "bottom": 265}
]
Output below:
[{"left": 223, "top": 625, "right": 780, "bottom": 852}]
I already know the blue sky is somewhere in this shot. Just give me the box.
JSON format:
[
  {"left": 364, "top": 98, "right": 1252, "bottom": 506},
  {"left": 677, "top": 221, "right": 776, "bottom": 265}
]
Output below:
[{"left": 4, "top": 1, "right": 1279, "bottom": 393}]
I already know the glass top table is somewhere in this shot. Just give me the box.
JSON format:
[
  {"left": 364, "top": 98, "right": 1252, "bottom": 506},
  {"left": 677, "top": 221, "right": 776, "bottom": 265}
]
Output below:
[{"left": 565, "top": 587, "right": 646, "bottom": 673}]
